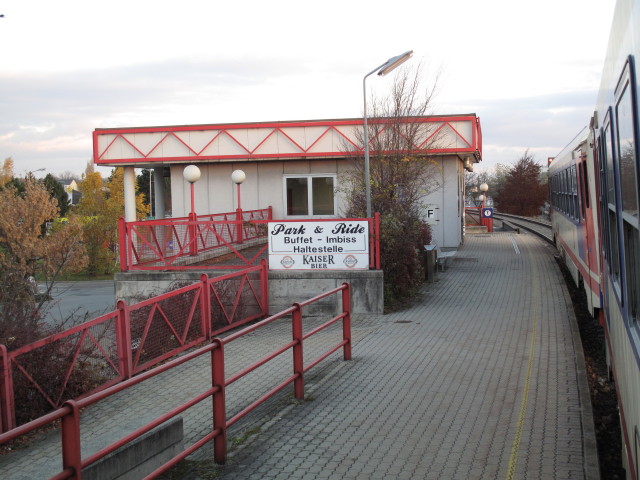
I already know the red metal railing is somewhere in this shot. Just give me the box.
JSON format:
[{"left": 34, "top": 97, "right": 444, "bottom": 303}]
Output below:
[
  {"left": 0, "top": 283, "right": 352, "bottom": 479},
  {"left": 0, "top": 263, "right": 268, "bottom": 433},
  {"left": 464, "top": 206, "right": 493, "bottom": 232},
  {"left": 465, "top": 206, "right": 482, "bottom": 226},
  {"left": 119, "top": 209, "right": 382, "bottom": 271},
  {"left": 119, "top": 207, "right": 272, "bottom": 271}
]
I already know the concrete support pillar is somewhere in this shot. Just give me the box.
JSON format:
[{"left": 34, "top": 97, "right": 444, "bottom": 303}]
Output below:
[
  {"left": 123, "top": 166, "right": 136, "bottom": 222},
  {"left": 153, "top": 168, "right": 166, "bottom": 219}
]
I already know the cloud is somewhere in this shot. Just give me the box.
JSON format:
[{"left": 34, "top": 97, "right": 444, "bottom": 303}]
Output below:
[
  {"left": 441, "top": 90, "right": 597, "bottom": 171},
  {"left": 0, "top": 55, "right": 601, "bottom": 177},
  {"left": 0, "top": 57, "right": 331, "bottom": 174}
]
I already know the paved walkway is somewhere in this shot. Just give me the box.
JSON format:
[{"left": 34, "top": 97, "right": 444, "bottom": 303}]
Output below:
[{"left": 0, "top": 233, "right": 598, "bottom": 479}]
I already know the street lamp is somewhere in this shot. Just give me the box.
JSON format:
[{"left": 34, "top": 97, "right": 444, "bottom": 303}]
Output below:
[
  {"left": 362, "top": 50, "right": 413, "bottom": 218},
  {"left": 183, "top": 165, "right": 201, "bottom": 256},
  {"left": 479, "top": 183, "right": 489, "bottom": 209},
  {"left": 231, "top": 169, "right": 246, "bottom": 209},
  {"left": 478, "top": 183, "right": 492, "bottom": 232},
  {"left": 231, "top": 169, "right": 246, "bottom": 244},
  {"left": 183, "top": 165, "right": 201, "bottom": 217}
]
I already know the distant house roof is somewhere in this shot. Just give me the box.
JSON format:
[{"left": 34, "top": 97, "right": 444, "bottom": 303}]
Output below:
[{"left": 57, "top": 178, "right": 79, "bottom": 190}]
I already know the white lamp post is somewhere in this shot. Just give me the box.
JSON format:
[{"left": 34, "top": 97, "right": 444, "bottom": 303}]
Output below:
[
  {"left": 479, "top": 183, "right": 492, "bottom": 232},
  {"left": 183, "top": 165, "right": 201, "bottom": 256},
  {"left": 183, "top": 165, "right": 201, "bottom": 217},
  {"left": 231, "top": 169, "right": 247, "bottom": 244},
  {"left": 231, "top": 169, "right": 246, "bottom": 209},
  {"left": 362, "top": 50, "right": 413, "bottom": 218},
  {"left": 479, "top": 183, "right": 489, "bottom": 209}
]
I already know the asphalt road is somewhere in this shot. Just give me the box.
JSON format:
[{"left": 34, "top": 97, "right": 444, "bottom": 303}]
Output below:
[{"left": 39, "top": 280, "right": 117, "bottom": 326}]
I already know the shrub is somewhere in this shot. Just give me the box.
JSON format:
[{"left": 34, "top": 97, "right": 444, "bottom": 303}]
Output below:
[{"left": 379, "top": 209, "right": 432, "bottom": 311}]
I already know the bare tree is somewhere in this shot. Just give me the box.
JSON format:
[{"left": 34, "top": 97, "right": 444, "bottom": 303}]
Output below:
[
  {"left": 493, "top": 151, "right": 548, "bottom": 216},
  {"left": 342, "top": 63, "right": 443, "bottom": 218},
  {"left": 341, "top": 64, "right": 442, "bottom": 309}
]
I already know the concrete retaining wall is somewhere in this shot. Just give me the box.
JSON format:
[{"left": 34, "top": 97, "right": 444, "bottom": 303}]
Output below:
[
  {"left": 268, "top": 270, "right": 383, "bottom": 315},
  {"left": 114, "top": 269, "right": 384, "bottom": 316},
  {"left": 82, "top": 417, "right": 183, "bottom": 480}
]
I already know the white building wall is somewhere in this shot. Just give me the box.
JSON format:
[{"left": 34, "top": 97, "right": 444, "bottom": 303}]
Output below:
[
  {"left": 171, "top": 160, "right": 344, "bottom": 219},
  {"left": 169, "top": 156, "right": 464, "bottom": 248},
  {"left": 421, "top": 156, "right": 464, "bottom": 248}
]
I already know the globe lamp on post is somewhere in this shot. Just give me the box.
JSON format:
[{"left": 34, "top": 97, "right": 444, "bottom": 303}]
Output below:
[
  {"left": 183, "top": 165, "right": 201, "bottom": 216},
  {"left": 231, "top": 169, "right": 246, "bottom": 210},
  {"left": 231, "top": 169, "right": 246, "bottom": 244},
  {"left": 479, "top": 183, "right": 489, "bottom": 209},
  {"left": 479, "top": 183, "right": 491, "bottom": 232},
  {"left": 183, "top": 165, "right": 201, "bottom": 255}
]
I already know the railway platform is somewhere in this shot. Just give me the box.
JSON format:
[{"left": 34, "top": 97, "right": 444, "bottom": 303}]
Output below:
[{"left": 0, "top": 232, "right": 599, "bottom": 479}]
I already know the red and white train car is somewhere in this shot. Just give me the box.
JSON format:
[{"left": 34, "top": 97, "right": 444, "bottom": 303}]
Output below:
[
  {"left": 549, "top": 127, "right": 602, "bottom": 317},
  {"left": 550, "top": 0, "right": 640, "bottom": 476}
]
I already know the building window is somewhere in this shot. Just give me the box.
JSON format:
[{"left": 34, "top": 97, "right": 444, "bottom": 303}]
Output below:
[{"left": 285, "top": 175, "right": 336, "bottom": 217}]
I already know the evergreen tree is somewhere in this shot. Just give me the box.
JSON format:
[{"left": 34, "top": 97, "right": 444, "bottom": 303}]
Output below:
[
  {"left": 493, "top": 151, "right": 548, "bottom": 216},
  {"left": 43, "top": 174, "right": 71, "bottom": 217}
]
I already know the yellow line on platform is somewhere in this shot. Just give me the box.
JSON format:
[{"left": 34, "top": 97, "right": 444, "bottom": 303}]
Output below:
[{"left": 506, "top": 241, "right": 539, "bottom": 480}]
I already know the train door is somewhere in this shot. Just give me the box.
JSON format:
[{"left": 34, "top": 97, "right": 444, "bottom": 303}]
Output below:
[
  {"left": 590, "top": 127, "right": 607, "bottom": 325},
  {"left": 577, "top": 146, "right": 599, "bottom": 314}
]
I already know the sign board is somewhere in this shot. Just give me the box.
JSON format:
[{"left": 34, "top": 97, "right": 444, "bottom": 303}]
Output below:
[
  {"left": 424, "top": 205, "right": 438, "bottom": 225},
  {"left": 482, "top": 208, "right": 494, "bottom": 218},
  {"left": 268, "top": 221, "right": 369, "bottom": 270}
]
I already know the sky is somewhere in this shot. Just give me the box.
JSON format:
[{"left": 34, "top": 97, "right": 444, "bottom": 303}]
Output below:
[{"left": 0, "top": 0, "right": 617, "bottom": 178}]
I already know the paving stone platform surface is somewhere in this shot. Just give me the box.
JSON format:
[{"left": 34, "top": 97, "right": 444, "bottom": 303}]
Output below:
[{"left": 0, "top": 233, "right": 599, "bottom": 479}]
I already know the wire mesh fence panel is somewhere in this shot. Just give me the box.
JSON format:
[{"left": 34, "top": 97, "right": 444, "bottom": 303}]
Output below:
[
  {"left": 10, "top": 314, "right": 121, "bottom": 426},
  {"left": 128, "top": 286, "right": 205, "bottom": 373},
  {"left": 208, "top": 270, "right": 265, "bottom": 334}
]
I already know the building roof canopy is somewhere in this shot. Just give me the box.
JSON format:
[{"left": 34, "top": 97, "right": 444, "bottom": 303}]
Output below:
[{"left": 93, "top": 115, "right": 482, "bottom": 167}]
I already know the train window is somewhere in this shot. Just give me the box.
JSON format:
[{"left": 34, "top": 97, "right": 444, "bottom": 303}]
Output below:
[
  {"left": 624, "top": 223, "right": 639, "bottom": 321},
  {"left": 580, "top": 159, "right": 589, "bottom": 216},
  {"left": 604, "top": 122, "right": 622, "bottom": 287},
  {"left": 563, "top": 169, "right": 569, "bottom": 214},
  {"left": 598, "top": 135, "right": 610, "bottom": 263},
  {"left": 615, "top": 62, "right": 639, "bottom": 322},
  {"left": 616, "top": 82, "right": 638, "bottom": 219},
  {"left": 571, "top": 165, "right": 579, "bottom": 219},
  {"left": 568, "top": 168, "right": 572, "bottom": 216}
]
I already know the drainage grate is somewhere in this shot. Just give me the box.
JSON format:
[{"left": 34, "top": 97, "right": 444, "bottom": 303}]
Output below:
[{"left": 453, "top": 257, "right": 479, "bottom": 262}]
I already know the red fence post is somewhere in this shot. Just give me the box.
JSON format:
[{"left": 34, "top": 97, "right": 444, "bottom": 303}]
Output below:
[
  {"left": 116, "top": 300, "right": 133, "bottom": 380},
  {"left": 368, "top": 218, "right": 374, "bottom": 269},
  {"left": 201, "top": 274, "right": 212, "bottom": 339},
  {"left": 211, "top": 339, "right": 227, "bottom": 464},
  {"left": 375, "top": 212, "right": 381, "bottom": 270},
  {"left": 292, "top": 303, "right": 304, "bottom": 400},
  {"left": 260, "top": 259, "right": 269, "bottom": 316},
  {"left": 341, "top": 283, "right": 352, "bottom": 361},
  {"left": 189, "top": 212, "right": 199, "bottom": 256},
  {"left": 118, "top": 217, "right": 127, "bottom": 272},
  {"left": 0, "top": 345, "right": 15, "bottom": 433},
  {"left": 61, "top": 400, "right": 82, "bottom": 479},
  {"left": 236, "top": 208, "right": 244, "bottom": 245},
  {"left": 267, "top": 206, "right": 273, "bottom": 220}
]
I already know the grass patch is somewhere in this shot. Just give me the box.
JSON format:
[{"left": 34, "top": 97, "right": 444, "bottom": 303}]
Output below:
[
  {"left": 36, "top": 272, "right": 114, "bottom": 282},
  {"left": 229, "top": 426, "right": 262, "bottom": 449}
]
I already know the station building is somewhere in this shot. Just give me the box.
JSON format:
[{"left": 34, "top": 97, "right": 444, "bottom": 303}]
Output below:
[{"left": 93, "top": 115, "right": 481, "bottom": 248}]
